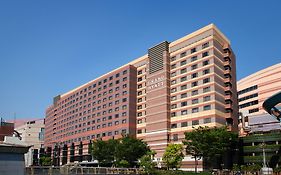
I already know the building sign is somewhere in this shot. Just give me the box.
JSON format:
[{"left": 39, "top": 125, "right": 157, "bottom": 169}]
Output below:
[{"left": 147, "top": 76, "right": 165, "bottom": 90}]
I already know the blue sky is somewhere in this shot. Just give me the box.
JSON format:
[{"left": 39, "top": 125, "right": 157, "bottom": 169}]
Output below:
[{"left": 0, "top": 1, "right": 280, "bottom": 120}]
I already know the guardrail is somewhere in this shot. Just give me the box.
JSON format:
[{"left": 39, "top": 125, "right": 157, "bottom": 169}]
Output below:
[{"left": 25, "top": 166, "right": 143, "bottom": 175}]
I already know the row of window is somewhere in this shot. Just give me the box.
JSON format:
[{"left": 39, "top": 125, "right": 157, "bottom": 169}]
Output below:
[
  {"left": 60, "top": 70, "right": 129, "bottom": 103},
  {"left": 171, "top": 118, "right": 211, "bottom": 129},
  {"left": 239, "top": 100, "right": 259, "bottom": 109},
  {"left": 171, "top": 60, "right": 210, "bottom": 70},
  {"left": 171, "top": 69, "right": 210, "bottom": 84},
  {"left": 170, "top": 42, "right": 210, "bottom": 62},
  {"left": 238, "top": 85, "right": 258, "bottom": 95},
  {"left": 238, "top": 93, "right": 258, "bottom": 102},
  {"left": 171, "top": 54, "right": 210, "bottom": 70},
  {"left": 171, "top": 79, "right": 211, "bottom": 93},
  {"left": 171, "top": 60, "right": 210, "bottom": 77},
  {"left": 171, "top": 105, "right": 212, "bottom": 117},
  {"left": 56, "top": 118, "right": 128, "bottom": 137},
  {"left": 62, "top": 129, "right": 128, "bottom": 144},
  {"left": 171, "top": 96, "right": 211, "bottom": 109}
]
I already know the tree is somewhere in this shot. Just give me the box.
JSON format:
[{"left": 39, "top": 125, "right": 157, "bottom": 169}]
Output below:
[
  {"left": 162, "top": 144, "right": 184, "bottom": 170},
  {"left": 40, "top": 156, "right": 52, "bottom": 166},
  {"left": 91, "top": 139, "right": 118, "bottom": 166},
  {"left": 139, "top": 150, "right": 156, "bottom": 174},
  {"left": 183, "top": 126, "right": 237, "bottom": 171},
  {"left": 115, "top": 135, "right": 149, "bottom": 167}
]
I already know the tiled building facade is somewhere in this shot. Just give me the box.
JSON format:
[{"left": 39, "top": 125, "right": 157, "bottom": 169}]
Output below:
[
  {"left": 45, "top": 24, "right": 238, "bottom": 169},
  {"left": 237, "top": 63, "right": 281, "bottom": 135}
]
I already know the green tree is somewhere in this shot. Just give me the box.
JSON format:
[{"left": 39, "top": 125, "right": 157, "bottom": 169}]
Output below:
[
  {"left": 91, "top": 139, "right": 118, "bottom": 166},
  {"left": 139, "top": 150, "right": 156, "bottom": 174},
  {"left": 115, "top": 135, "right": 149, "bottom": 167},
  {"left": 40, "top": 156, "right": 52, "bottom": 166},
  {"left": 183, "top": 126, "right": 237, "bottom": 171},
  {"left": 162, "top": 144, "right": 184, "bottom": 170}
]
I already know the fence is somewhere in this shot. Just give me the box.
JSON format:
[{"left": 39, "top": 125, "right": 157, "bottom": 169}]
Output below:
[{"left": 25, "top": 166, "right": 143, "bottom": 175}]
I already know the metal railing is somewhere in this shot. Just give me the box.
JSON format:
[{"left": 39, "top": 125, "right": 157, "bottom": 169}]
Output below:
[{"left": 26, "top": 166, "right": 143, "bottom": 175}]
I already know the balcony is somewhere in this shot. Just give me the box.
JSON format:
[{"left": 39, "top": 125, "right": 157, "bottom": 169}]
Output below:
[
  {"left": 224, "top": 86, "right": 231, "bottom": 92},
  {"left": 224, "top": 77, "right": 231, "bottom": 83},
  {"left": 224, "top": 69, "right": 231, "bottom": 75},
  {"left": 224, "top": 60, "right": 231, "bottom": 66},
  {"left": 225, "top": 103, "right": 232, "bottom": 109}
]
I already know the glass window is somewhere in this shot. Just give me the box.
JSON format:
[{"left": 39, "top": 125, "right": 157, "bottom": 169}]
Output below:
[{"left": 203, "top": 105, "right": 211, "bottom": 111}]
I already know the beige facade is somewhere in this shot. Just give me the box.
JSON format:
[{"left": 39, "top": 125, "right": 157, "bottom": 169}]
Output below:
[
  {"left": 45, "top": 24, "right": 238, "bottom": 169},
  {"left": 15, "top": 119, "right": 45, "bottom": 166},
  {"left": 237, "top": 63, "right": 281, "bottom": 135}
]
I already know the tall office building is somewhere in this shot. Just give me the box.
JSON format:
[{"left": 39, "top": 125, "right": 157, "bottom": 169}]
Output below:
[
  {"left": 45, "top": 24, "right": 238, "bottom": 169},
  {"left": 237, "top": 63, "right": 281, "bottom": 134}
]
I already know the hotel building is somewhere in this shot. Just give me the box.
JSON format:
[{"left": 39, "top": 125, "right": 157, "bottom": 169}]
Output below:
[
  {"left": 237, "top": 63, "right": 281, "bottom": 134},
  {"left": 45, "top": 24, "right": 238, "bottom": 169}
]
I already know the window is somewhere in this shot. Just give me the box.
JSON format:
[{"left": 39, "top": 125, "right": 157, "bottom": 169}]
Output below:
[
  {"left": 191, "top": 56, "right": 197, "bottom": 62},
  {"left": 181, "top": 101, "right": 187, "bottom": 107},
  {"left": 192, "top": 107, "right": 199, "bottom": 113},
  {"left": 180, "top": 76, "right": 187, "bottom": 82},
  {"left": 171, "top": 104, "right": 177, "bottom": 109},
  {"left": 173, "top": 134, "right": 178, "bottom": 141},
  {"left": 203, "top": 78, "right": 210, "bottom": 84},
  {"left": 181, "top": 93, "right": 187, "bottom": 98},
  {"left": 171, "top": 72, "right": 176, "bottom": 77},
  {"left": 181, "top": 85, "right": 187, "bottom": 90},
  {"left": 191, "top": 73, "right": 198, "bottom": 79},
  {"left": 204, "top": 118, "right": 211, "bottom": 123},
  {"left": 171, "top": 96, "right": 177, "bottom": 101},
  {"left": 138, "top": 84, "right": 143, "bottom": 88},
  {"left": 203, "top": 105, "right": 211, "bottom": 111},
  {"left": 181, "top": 122, "right": 188, "bottom": 127},
  {"left": 138, "top": 98, "right": 142, "bottom": 102},
  {"left": 171, "top": 64, "right": 176, "bottom": 69},
  {"left": 202, "top": 42, "right": 209, "bottom": 49},
  {"left": 138, "top": 91, "right": 142, "bottom": 95},
  {"left": 171, "top": 112, "right": 176, "bottom": 117},
  {"left": 203, "top": 86, "right": 210, "bottom": 93},
  {"left": 137, "top": 130, "right": 142, "bottom": 134},
  {"left": 123, "top": 70, "right": 127, "bottom": 75},
  {"left": 203, "top": 69, "right": 210, "bottom": 75},
  {"left": 192, "top": 120, "right": 199, "bottom": 125},
  {"left": 138, "top": 77, "right": 142, "bottom": 82},
  {"left": 192, "top": 99, "right": 198, "bottom": 104},
  {"left": 116, "top": 73, "right": 120, "bottom": 78},
  {"left": 191, "top": 64, "right": 197, "bottom": 70},
  {"left": 138, "top": 112, "right": 142, "bottom": 116},
  {"left": 249, "top": 108, "right": 259, "bottom": 113},
  {"left": 191, "top": 48, "right": 196, "bottom": 53},
  {"left": 203, "top": 96, "right": 211, "bottom": 102},
  {"left": 171, "top": 56, "right": 176, "bottom": 61},
  {"left": 115, "top": 121, "right": 119, "bottom": 125},
  {"left": 203, "top": 60, "right": 209, "bottom": 66},
  {"left": 191, "top": 81, "right": 198, "bottom": 87},
  {"left": 180, "top": 60, "right": 187, "bottom": 66},
  {"left": 171, "top": 80, "right": 176, "bottom": 85},
  {"left": 171, "top": 88, "right": 177, "bottom": 92},
  {"left": 191, "top": 90, "right": 198, "bottom": 96},
  {"left": 171, "top": 124, "right": 177, "bottom": 128},
  {"left": 181, "top": 68, "right": 187, "bottom": 74},
  {"left": 202, "top": 52, "right": 209, "bottom": 57},
  {"left": 181, "top": 110, "right": 187, "bottom": 115},
  {"left": 123, "top": 77, "right": 127, "bottom": 81},
  {"left": 180, "top": 52, "right": 187, "bottom": 58}
]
